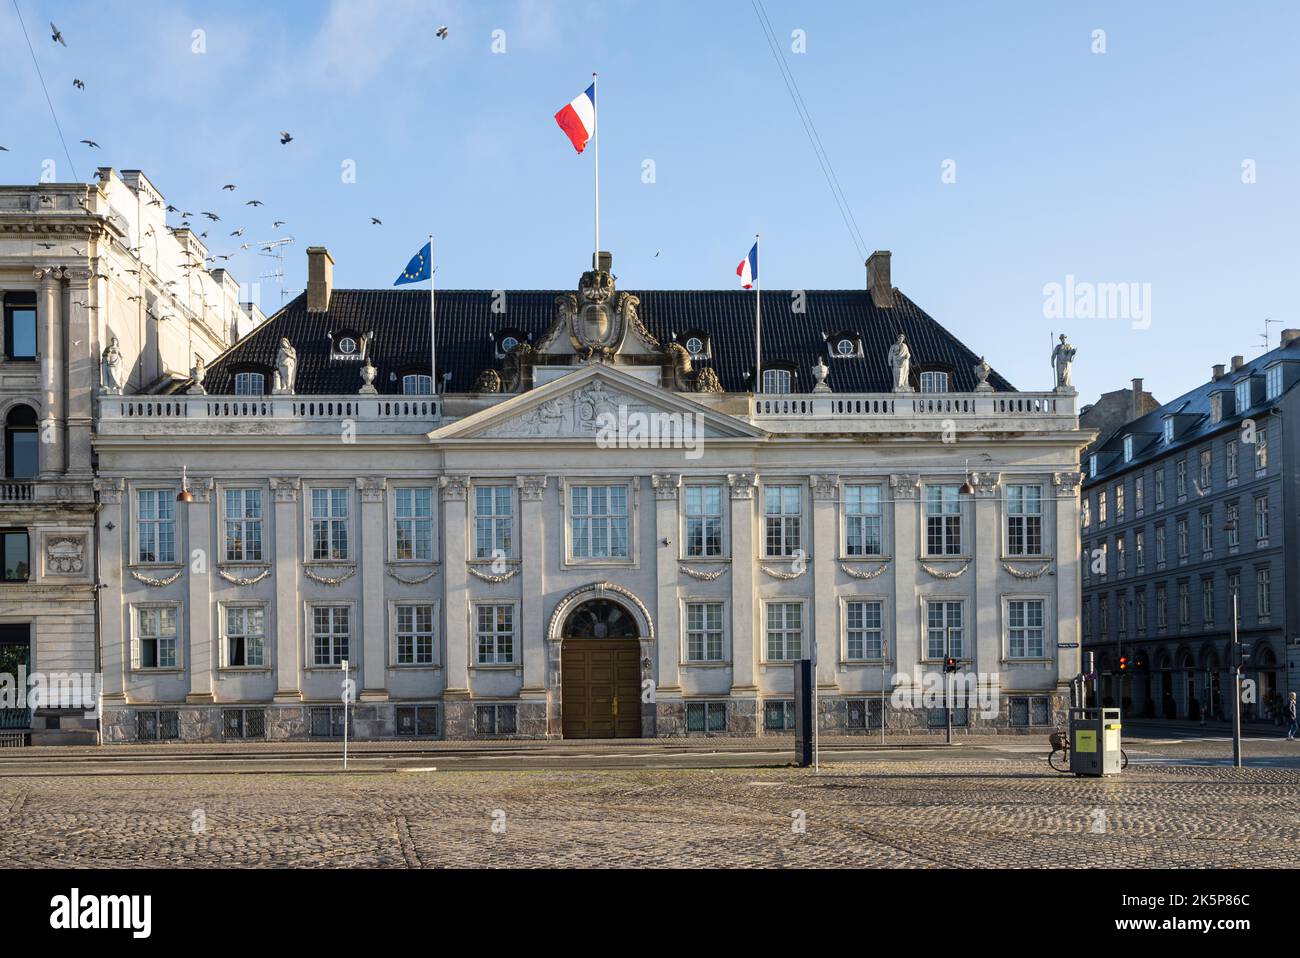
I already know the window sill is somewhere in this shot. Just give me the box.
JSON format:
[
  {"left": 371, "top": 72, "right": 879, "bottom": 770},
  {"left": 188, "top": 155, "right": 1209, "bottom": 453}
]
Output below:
[
  {"left": 681, "top": 660, "right": 731, "bottom": 668},
  {"left": 1001, "top": 553, "right": 1051, "bottom": 562},
  {"left": 130, "top": 668, "right": 184, "bottom": 675},
  {"left": 390, "top": 664, "right": 441, "bottom": 671},
  {"left": 679, "top": 554, "right": 731, "bottom": 563},
  {"left": 840, "top": 659, "right": 889, "bottom": 667},
  {"left": 388, "top": 558, "right": 441, "bottom": 567},
  {"left": 1001, "top": 657, "right": 1054, "bottom": 666},
  {"left": 839, "top": 554, "right": 891, "bottom": 563},
  {"left": 218, "top": 667, "right": 271, "bottom": 674},
  {"left": 470, "top": 663, "right": 520, "bottom": 671}
]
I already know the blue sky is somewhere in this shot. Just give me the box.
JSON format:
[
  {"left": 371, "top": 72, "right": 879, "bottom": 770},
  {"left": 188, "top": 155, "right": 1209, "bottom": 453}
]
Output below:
[{"left": 2, "top": 0, "right": 1297, "bottom": 403}]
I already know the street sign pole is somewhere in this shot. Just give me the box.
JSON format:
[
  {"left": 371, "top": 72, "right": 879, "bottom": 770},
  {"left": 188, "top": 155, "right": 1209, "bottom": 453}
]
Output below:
[
  {"left": 341, "top": 659, "right": 350, "bottom": 771},
  {"left": 1232, "top": 594, "right": 1242, "bottom": 769}
]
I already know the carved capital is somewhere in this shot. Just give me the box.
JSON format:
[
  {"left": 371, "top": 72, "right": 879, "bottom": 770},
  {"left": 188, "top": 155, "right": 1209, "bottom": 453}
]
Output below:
[
  {"left": 1053, "top": 471, "right": 1084, "bottom": 496},
  {"left": 727, "top": 472, "right": 757, "bottom": 500},
  {"left": 890, "top": 473, "right": 920, "bottom": 500},
  {"left": 970, "top": 471, "right": 1001, "bottom": 498},
  {"left": 356, "top": 476, "right": 386, "bottom": 503},
  {"left": 811, "top": 473, "right": 840, "bottom": 501},
  {"left": 94, "top": 477, "right": 125, "bottom": 505},
  {"left": 651, "top": 473, "right": 681, "bottom": 500},
  {"left": 516, "top": 474, "right": 548, "bottom": 501},
  {"left": 439, "top": 475, "right": 470, "bottom": 501},
  {"left": 272, "top": 477, "right": 301, "bottom": 503}
]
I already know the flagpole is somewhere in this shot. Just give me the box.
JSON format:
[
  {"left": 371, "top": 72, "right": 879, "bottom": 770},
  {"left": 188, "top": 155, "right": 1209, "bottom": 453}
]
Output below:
[
  {"left": 592, "top": 72, "right": 600, "bottom": 265},
  {"left": 436, "top": 235, "right": 441, "bottom": 395},
  {"left": 754, "top": 233, "right": 762, "bottom": 394}
]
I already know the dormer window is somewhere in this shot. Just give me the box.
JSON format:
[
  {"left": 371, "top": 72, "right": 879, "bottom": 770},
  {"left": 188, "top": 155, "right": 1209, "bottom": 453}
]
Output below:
[
  {"left": 1089, "top": 453, "right": 1098, "bottom": 478},
  {"left": 1162, "top": 417, "right": 1174, "bottom": 444},
  {"left": 329, "top": 330, "right": 369, "bottom": 361},
  {"left": 402, "top": 374, "right": 433, "bottom": 396},
  {"left": 337, "top": 337, "right": 357, "bottom": 356},
  {"left": 234, "top": 372, "right": 265, "bottom": 396},
  {"left": 494, "top": 328, "right": 528, "bottom": 358},
  {"left": 1210, "top": 393, "right": 1223, "bottom": 424},
  {"left": 762, "top": 368, "right": 793, "bottom": 394},
  {"left": 1235, "top": 380, "right": 1251, "bottom": 412},
  {"left": 919, "top": 371, "right": 949, "bottom": 393},
  {"left": 1123, "top": 435, "right": 1133, "bottom": 462},
  {"left": 1266, "top": 365, "right": 1283, "bottom": 400},
  {"left": 500, "top": 335, "right": 520, "bottom": 354},
  {"left": 677, "top": 330, "right": 710, "bottom": 360},
  {"left": 685, "top": 336, "right": 705, "bottom": 358}
]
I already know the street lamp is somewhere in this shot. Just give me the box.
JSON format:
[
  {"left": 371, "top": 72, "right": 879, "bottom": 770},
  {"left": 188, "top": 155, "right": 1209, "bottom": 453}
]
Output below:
[{"left": 1224, "top": 518, "right": 1242, "bottom": 768}]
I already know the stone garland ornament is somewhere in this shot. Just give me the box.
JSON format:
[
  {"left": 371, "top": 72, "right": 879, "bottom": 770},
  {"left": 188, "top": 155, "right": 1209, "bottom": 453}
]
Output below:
[
  {"left": 679, "top": 564, "right": 726, "bottom": 581},
  {"left": 304, "top": 566, "right": 356, "bottom": 587},
  {"left": 1001, "top": 561, "right": 1052, "bottom": 580},
  {"left": 217, "top": 567, "right": 272, "bottom": 586},
  {"left": 761, "top": 564, "right": 806, "bottom": 580},
  {"left": 839, "top": 562, "right": 888, "bottom": 580},
  {"left": 386, "top": 565, "right": 441, "bottom": 585},
  {"left": 920, "top": 561, "right": 970, "bottom": 580},
  {"left": 467, "top": 566, "right": 519, "bottom": 584},
  {"left": 130, "top": 568, "right": 183, "bottom": 587}
]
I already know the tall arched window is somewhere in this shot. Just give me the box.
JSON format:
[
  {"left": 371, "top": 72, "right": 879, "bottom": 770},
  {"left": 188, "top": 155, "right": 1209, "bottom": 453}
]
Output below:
[{"left": 4, "top": 405, "right": 38, "bottom": 479}]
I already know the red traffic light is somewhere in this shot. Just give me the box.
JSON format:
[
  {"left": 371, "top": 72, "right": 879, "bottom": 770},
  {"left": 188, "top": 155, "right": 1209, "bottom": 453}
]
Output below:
[
  {"left": 943, "top": 657, "right": 958, "bottom": 673},
  {"left": 1119, "top": 655, "right": 1129, "bottom": 672}
]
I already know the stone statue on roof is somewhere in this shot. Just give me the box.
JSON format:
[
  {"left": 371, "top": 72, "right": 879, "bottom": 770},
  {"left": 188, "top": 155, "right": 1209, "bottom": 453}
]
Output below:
[
  {"left": 100, "top": 336, "right": 123, "bottom": 394},
  {"left": 1051, "top": 333, "right": 1076, "bottom": 392},
  {"left": 888, "top": 333, "right": 912, "bottom": 392},
  {"left": 273, "top": 338, "right": 297, "bottom": 394}
]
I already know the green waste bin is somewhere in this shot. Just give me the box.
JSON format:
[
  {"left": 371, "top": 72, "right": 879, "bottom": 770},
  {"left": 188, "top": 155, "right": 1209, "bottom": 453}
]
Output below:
[{"left": 1069, "top": 707, "right": 1123, "bottom": 776}]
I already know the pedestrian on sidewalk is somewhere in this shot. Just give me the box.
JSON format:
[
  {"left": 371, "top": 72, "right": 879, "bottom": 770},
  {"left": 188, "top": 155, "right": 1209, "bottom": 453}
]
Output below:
[{"left": 1286, "top": 692, "right": 1298, "bottom": 741}]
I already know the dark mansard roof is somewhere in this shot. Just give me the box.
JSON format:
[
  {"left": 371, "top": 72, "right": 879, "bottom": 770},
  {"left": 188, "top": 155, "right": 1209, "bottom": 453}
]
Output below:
[{"left": 198, "top": 285, "right": 1015, "bottom": 396}]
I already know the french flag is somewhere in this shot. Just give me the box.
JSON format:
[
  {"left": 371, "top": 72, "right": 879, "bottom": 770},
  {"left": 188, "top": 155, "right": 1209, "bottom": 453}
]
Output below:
[
  {"left": 737, "top": 241, "right": 759, "bottom": 289},
  {"left": 555, "top": 83, "right": 597, "bottom": 154}
]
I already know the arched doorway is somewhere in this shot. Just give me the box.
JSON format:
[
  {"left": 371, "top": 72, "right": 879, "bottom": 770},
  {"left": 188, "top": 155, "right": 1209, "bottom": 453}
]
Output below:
[{"left": 560, "top": 598, "right": 642, "bottom": 739}]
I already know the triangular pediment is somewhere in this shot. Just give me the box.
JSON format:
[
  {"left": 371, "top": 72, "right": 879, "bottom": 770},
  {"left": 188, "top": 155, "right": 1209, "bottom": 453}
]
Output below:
[{"left": 431, "top": 365, "right": 764, "bottom": 442}]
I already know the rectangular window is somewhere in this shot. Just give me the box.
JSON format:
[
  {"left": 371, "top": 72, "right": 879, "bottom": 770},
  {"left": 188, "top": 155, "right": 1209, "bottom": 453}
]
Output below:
[
  {"left": 474, "top": 485, "right": 514, "bottom": 560},
  {"left": 136, "top": 709, "right": 180, "bottom": 741},
  {"left": 1114, "top": 483, "right": 1125, "bottom": 520},
  {"left": 765, "top": 602, "right": 803, "bottom": 661},
  {"left": 1236, "top": 381, "right": 1251, "bottom": 412},
  {"left": 570, "top": 484, "right": 629, "bottom": 559},
  {"left": 1134, "top": 530, "right": 1145, "bottom": 573},
  {"left": 222, "top": 708, "right": 266, "bottom": 739},
  {"left": 395, "top": 604, "right": 435, "bottom": 665},
  {"left": 3, "top": 292, "right": 37, "bottom": 360},
  {"left": 846, "top": 698, "right": 886, "bottom": 730},
  {"left": 1006, "top": 484, "right": 1042, "bottom": 556},
  {"left": 1098, "top": 490, "right": 1107, "bottom": 526},
  {"left": 686, "top": 701, "right": 728, "bottom": 733},
  {"left": 1155, "top": 585, "right": 1167, "bottom": 629},
  {"left": 919, "top": 371, "right": 948, "bottom": 393},
  {"left": 1178, "top": 582, "right": 1190, "bottom": 627},
  {"left": 1134, "top": 475, "right": 1144, "bottom": 514},
  {"left": 394, "top": 487, "right": 434, "bottom": 561},
  {"left": 1163, "top": 418, "right": 1174, "bottom": 443},
  {"left": 1155, "top": 524, "right": 1166, "bottom": 565},
  {"left": 1081, "top": 497, "right": 1091, "bottom": 529},
  {"left": 1255, "top": 429, "right": 1268, "bottom": 474},
  {"left": 1099, "top": 596, "right": 1108, "bottom": 634},
  {"left": 1135, "top": 590, "right": 1147, "bottom": 633},
  {"left": 763, "top": 700, "right": 795, "bottom": 731},
  {"left": 1082, "top": 601, "right": 1092, "bottom": 637},
  {"left": 1007, "top": 599, "right": 1045, "bottom": 659},
  {"left": 1176, "top": 460, "right": 1187, "bottom": 498},
  {"left": 136, "top": 607, "right": 178, "bottom": 669},
  {"left": 1266, "top": 365, "right": 1283, "bottom": 400},
  {"left": 1199, "top": 449, "right": 1212, "bottom": 492},
  {"left": 475, "top": 704, "right": 518, "bottom": 735},
  {"left": 1256, "top": 568, "right": 1271, "bottom": 621},
  {"left": 683, "top": 484, "right": 724, "bottom": 558},
  {"left": 845, "top": 600, "right": 883, "bottom": 660},
  {"left": 1254, "top": 495, "right": 1269, "bottom": 545},
  {"left": 1123, "top": 436, "right": 1134, "bottom": 462},
  {"left": 764, "top": 485, "right": 802, "bottom": 557},
  {"left": 1202, "top": 578, "right": 1215, "bottom": 627},
  {"left": 1008, "top": 696, "right": 1052, "bottom": 727},
  {"left": 1176, "top": 517, "right": 1188, "bottom": 561},
  {"left": 1154, "top": 467, "right": 1166, "bottom": 509},
  {"left": 224, "top": 488, "right": 263, "bottom": 562},
  {"left": 925, "top": 485, "right": 962, "bottom": 556},
  {"left": 1226, "top": 439, "right": 1238, "bottom": 482},
  {"left": 1228, "top": 571, "right": 1241, "bottom": 615},
  {"left": 224, "top": 606, "right": 265, "bottom": 667},
  {"left": 310, "top": 487, "right": 350, "bottom": 561},
  {"left": 476, "top": 604, "right": 515, "bottom": 664},
  {"left": 844, "top": 484, "right": 883, "bottom": 556},
  {"left": 311, "top": 606, "right": 349, "bottom": 667},
  {"left": 1115, "top": 535, "right": 1126, "bottom": 575},
  {"left": 1201, "top": 510, "right": 1214, "bottom": 559},
  {"left": 684, "top": 602, "right": 725, "bottom": 662},
  {"left": 136, "top": 490, "right": 177, "bottom": 564},
  {"left": 395, "top": 705, "right": 439, "bottom": 736},
  {"left": 402, "top": 374, "right": 433, "bottom": 396},
  {"left": 0, "top": 530, "right": 29, "bottom": 581},
  {"left": 1226, "top": 500, "right": 1240, "bottom": 548},
  {"left": 926, "top": 601, "right": 964, "bottom": 659},
  {"left": 762, "top": 369, "right": 792, "bottom": 394},
  {"left": 233, "top": 372, "right": 264, "bottom": 395}
]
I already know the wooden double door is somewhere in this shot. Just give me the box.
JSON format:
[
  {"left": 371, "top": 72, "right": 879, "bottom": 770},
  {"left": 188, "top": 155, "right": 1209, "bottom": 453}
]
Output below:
[{"left": 561, "top": 639, "right": 642, "bottom": 738}]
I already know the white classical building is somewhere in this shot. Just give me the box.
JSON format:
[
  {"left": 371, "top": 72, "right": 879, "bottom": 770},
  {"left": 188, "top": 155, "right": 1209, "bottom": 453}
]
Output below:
[
  {"left": 0, "top": 168, "right": 256, "bottom": 743},
  {"left": 94, "top": 247, "right": 1089, "bottom": 741}
]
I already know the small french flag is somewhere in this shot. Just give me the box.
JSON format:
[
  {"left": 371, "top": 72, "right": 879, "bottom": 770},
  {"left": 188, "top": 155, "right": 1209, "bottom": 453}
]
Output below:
[
  {"left": 737, "top": 241, "right": 759, "bottom": 289},
  {"left": 555, "top": 83, "right": 597, "bottom": 154}
]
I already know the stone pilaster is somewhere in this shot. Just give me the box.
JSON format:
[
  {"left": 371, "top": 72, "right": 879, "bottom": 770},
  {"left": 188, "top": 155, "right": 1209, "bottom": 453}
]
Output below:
[
  {"left": 440, "top": 475, "right": 471, "bottom": 701},
  {"left": 517, "top": 475, "right": 548, "bottom": 698},
  {"left": 97, "top": 479, "right": 127, "bottom": 704},
  {"left": 890, "top": 474, "right": 920, "bottom": 682},
  {"left": 185, "top": 478, "right": 215, "bottom": 703},
  {"left": 811, "top": 473, "right": 839, "bottom": 687},
  {"left": 972, "top": 472, "right": 1002, "bottom": 674},
  {"left": 652, "top": 473, "right": 682, "bottom": 703},
  {"left": 1053, "top": 471, "right": 1084, "bottom": 686},
  {"left": 357, "top": 477, "right": 388, "bottom": 701},
  {"left": 727, "top": 472, "right": 758, "bottom": 693},
  {"left": 34, "top": 267, "right": 64, "bottom": 478},
  {"left": 272, "top": 478, "right": 303, "bottom": 701},
  {"left": 65, "top": 266, "right": 94, "bottom": 477}
]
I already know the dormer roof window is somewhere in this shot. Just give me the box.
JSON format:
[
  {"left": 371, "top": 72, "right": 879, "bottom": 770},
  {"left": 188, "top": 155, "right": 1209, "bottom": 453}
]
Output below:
[
  {"left": 1235, "top": 379, "right": 1252, "bottom": 413},
  {"left": 1123, "top": 435, "right": 1134, "bottom": 462},
  {"left": 329, "top": 329, "right": 370, "bottom": 361},
  {"left": 1162, "top": 416, "right": 1174, "bottom": 444}
]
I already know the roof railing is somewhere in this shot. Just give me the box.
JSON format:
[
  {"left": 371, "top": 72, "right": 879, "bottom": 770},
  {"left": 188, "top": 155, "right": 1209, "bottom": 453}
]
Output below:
[
  {"left": 751, "top": 391, "right": 1072, "bottom": 421},
  {"left": 100, "top": 394, "right": 442, "bottom": 422}
]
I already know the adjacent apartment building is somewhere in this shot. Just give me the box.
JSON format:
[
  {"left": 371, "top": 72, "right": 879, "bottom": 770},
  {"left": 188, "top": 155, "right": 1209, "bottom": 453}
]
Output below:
[
  {"left": 0, "top": 168, "right": 258, "bottom": 742},
  {"left": 1081, "top": 336, "right": 1300, "bottom": 723},
  {"left": 93, "top": 246, "right": 1091, "bottom": 742}
]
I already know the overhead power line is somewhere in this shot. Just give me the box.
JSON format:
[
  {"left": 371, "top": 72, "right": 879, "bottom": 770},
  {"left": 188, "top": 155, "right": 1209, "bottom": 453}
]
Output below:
[{"left": 11, "top": 0, "right": 79, "bottom": 182}]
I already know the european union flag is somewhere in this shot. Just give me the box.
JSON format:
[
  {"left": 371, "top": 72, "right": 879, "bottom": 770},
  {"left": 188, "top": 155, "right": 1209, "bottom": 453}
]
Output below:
[{"left": 394, "top": 242, "right": 431, "bottom": 285}]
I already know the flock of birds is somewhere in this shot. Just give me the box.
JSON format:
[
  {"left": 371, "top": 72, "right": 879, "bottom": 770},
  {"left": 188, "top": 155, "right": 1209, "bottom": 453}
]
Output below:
[{"left": 2, "top": 20, "right": 456, "bottom": 275}]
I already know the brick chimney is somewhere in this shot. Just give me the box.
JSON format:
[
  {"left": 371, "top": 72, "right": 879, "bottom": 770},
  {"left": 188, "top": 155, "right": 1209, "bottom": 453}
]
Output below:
[
  {"left": 1213, "top": 363, "right": 1226, "bottom": 380},
  {"left": 1131, "top": 378, "right": 1144, "bottom": 419},
  {"left": 866, "top": 250, "right": 894, "bottom": 308},
  {"left": 1281, "top": 328, "right": 1300, "bottom": 347},
  {"left": 307, "top": 246, "right": 334, "bottom": 313},
  {"left": 1231, "top": 354, "right": 1245, "bottom": 372}
]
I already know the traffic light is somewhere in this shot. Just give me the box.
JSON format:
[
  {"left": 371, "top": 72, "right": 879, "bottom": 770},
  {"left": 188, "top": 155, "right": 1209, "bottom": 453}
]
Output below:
[
  {"left": 943, "top": 657, "right": 958, "bottom": 674},
  {"left": 1119, "top": 655, "right": 1128, "bottom": 672}
]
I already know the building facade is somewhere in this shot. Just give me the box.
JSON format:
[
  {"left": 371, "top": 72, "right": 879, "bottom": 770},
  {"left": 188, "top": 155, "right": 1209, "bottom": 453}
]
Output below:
[
  {"left": 0, "top": 168, "right": 255, "bottom": 742},
  {"left": 1082, "top": 339, "right": 1300, "bottom": 723},
  {"left": 94, "top": 247, "right": 1090, "bottom": 742}
]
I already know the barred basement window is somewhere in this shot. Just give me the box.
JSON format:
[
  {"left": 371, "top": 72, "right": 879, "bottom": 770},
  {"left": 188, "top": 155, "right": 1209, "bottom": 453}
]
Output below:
[
  {"left": 136, "top": 709, "right": 180, "bottom": 742},
  {"left": 685, "top": 701, "right": 727, "bottom": 733},
  {"left": 846, "top": 698, "right": 885, "bottom": 730},
  {"left": 763, "top": 700, "right": 795, "bottom": 731},
  {"left": 309, "top": 706, "right": 353, "bottom": 738},
  {"left": 475, "top": 704, "right": 517, "bottom": 735},
  {"left": 395, "top": 705, "right": 439, "bottom": 736},
  {"left": 927, "top": 707, "right": 969, "bottom": 728},
  {"left": 222, "top": 708, "right": 266, "bottom": 739},
  {"left": 1008, "top": 696, "right": 1051, "bottom": 727}
]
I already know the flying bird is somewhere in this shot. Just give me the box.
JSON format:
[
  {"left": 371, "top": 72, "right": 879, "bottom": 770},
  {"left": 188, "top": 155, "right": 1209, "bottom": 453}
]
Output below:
[
  {"left": 73, "top": 79, "right": 85, "bottom": 90},
  {"left": 50, "top": 23, "right": 66, "bottom": 46},
  {"left": 436, "top": 26, "right": 449, "bottom": 39},
  {"left": 80, "top": 139, "right": 99, "bottom": 148},
  {"left": 245, "top": 199, "right": 263, "bottom": 207},
  {"left": 230, "top": 228, "right": 245, "bottom": 237},
  {"left": 370, "top": 217, "right": 382, "bottom": 225},
  {"left": 279, "top": 131, "right": 293, "bottom": 145},
  {"left": 222, "top": 184, "right": 237, "bottom": 191},
  {"left": 201, "top": 212, "right": 220, "bottom": 221},
  {"left": 36, "top": 243, "right": 55, "bottom": 249},
  {"left": 0, "top": 146, "right": 7, "bottom": 151},
  {"left": 272, "top": 220, "right": 287, "bottom": 229},
  {"left": 166, "top": 204, "right": 179, "bottom": 213}
]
